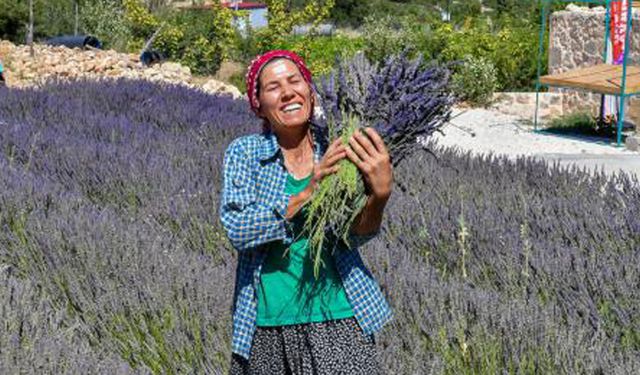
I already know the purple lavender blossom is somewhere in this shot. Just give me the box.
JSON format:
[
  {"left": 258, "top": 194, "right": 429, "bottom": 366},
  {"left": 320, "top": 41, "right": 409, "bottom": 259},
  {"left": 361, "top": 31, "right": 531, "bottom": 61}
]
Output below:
[{"left": 0, "top": 78, "right": 638, "bottom": 374}]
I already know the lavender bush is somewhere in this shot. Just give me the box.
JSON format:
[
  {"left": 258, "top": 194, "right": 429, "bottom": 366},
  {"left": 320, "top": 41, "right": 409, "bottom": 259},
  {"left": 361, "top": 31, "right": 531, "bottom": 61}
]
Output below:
[
  {"left": 1, "top": 79, "right": 639, "bottom": 374},
  {"left": 303, "top": 53, "right": 455, "bottom": 275}
]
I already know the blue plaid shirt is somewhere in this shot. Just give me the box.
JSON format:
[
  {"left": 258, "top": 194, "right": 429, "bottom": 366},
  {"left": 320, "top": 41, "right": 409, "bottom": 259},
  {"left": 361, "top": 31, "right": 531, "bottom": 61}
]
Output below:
[{"left": 220, "top": 130, "right": 393, "bottom": 359}]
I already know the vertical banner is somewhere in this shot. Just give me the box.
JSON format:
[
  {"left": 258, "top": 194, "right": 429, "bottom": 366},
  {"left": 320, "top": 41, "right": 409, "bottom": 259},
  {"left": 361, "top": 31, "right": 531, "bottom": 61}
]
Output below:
[
  {"left": 611, "top": 0, "right": 629, "bottom": 64},
  {"left": 604, "top": 0, "right": 629, "bottom": 119}
]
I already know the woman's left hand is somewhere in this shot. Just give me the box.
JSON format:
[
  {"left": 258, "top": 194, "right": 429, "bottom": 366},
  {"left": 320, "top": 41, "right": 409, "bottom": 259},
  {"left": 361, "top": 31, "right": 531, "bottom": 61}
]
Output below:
[{"left": 346, "top": 127, "right": 393, "bottom": 201}]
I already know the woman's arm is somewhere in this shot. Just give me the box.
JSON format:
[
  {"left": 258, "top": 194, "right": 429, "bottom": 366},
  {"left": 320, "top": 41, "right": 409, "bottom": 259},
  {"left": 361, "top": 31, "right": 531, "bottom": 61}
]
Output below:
[
  {"left": 285, "top": 138, "right": 347, "bottom": 219},
  {"left": 351, "top": 194, "right": 389, "bottom": 236},
  {"left": 220, "top": 137, "right": 346, "bottom": 251},
  {"left": 220, "top": 139, "right": 291, "bottom": 252}
]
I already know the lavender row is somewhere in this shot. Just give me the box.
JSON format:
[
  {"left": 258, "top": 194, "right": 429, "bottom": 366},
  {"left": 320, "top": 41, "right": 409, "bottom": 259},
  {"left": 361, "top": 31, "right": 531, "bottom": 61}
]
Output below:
[{"left": 1, "top": 79, "right": 639, "bottom": 373}]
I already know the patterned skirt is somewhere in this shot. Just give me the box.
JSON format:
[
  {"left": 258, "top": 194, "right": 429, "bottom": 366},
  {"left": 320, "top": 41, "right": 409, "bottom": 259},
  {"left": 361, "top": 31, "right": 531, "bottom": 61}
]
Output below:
[{"left": 229, "top": 317, "right": 383, "bottom": 375}]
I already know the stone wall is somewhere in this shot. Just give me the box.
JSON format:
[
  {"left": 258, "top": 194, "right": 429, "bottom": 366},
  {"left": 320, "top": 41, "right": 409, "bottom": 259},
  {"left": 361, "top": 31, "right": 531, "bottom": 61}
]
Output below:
[
  {"left": 0, "top": 40, "right": 242, "bottom": 99},
  {"left": 549, "top": 4, "right": 640, "bottom": 126},
  {"left": 491, "top": 92, "right": 564, "bottom": 122}
]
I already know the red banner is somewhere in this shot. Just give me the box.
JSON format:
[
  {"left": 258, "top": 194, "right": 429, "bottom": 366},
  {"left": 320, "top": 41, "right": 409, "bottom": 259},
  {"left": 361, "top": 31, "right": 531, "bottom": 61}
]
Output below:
[{"left": 611, "top": 0, "right": 629, "bottom": 65}]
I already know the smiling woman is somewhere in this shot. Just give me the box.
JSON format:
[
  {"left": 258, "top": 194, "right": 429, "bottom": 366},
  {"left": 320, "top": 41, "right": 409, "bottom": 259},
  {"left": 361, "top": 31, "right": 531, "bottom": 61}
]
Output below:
[
  {"left": 257, "top": 59, "right": 313, "bottom": 129},
  {"left": 220, "top": 50, "right": 393, "bottom": 374}
]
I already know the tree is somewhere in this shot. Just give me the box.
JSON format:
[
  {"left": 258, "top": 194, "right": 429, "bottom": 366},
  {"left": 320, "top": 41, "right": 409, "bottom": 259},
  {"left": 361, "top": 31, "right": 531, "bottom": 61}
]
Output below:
[
  {"left": 0, "top": 0, "right": 78, "bottom": 44},
  {"left": 74, "top": 0, "right": 79, "bottom": 35},
  {"left": 329, "top": 0, "right": 370, "bottom": 27},
  {"left": 254, "top": 0, "right": 335, "bottom": 51},
  {"left": 28, "top": 0, "right": 34, "bottom": 56}
]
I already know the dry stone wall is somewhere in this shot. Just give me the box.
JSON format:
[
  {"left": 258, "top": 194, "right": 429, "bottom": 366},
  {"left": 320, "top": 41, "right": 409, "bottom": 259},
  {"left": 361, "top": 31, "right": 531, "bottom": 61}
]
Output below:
[
  {"left": 491, "top": 92, "right": 564, "bottom": 122},
  {"left": 0, "top": 40, "right": 242, "bottom": 99}
]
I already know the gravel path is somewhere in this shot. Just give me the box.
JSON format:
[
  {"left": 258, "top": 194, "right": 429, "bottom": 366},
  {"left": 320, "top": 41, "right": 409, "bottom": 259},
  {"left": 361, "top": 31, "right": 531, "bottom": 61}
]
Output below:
[{"left": 432, "top": 108, "right": 640, "bottom": 177}]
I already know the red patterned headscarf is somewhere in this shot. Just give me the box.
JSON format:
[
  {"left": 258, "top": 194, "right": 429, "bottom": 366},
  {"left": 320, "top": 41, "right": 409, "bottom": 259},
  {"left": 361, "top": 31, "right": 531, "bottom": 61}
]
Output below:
[{"left": 245, "top": 50, "right": 314, "bottom": 115}]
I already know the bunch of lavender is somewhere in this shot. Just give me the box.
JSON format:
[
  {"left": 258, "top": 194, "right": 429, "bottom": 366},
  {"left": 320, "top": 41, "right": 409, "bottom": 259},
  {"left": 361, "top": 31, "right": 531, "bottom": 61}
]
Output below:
[{"left": 304, "top": 53, "right": 456, "bottom": 276}]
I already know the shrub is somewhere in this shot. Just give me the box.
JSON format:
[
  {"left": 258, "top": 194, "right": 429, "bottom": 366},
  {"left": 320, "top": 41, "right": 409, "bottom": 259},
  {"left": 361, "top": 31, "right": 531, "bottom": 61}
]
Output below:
[
  {"left": 451, "top": 55, "right": 498, "bottom": 106},
  {"left": 0, "top": 79, "right": 256, "bottom": 373},
  {"left": 80, "top": 0, "right": 133, "bottom": 51},
  {"left": 0, "top": 0, "right": 76, "bottom": 44},
  {"left": 491, "top": 18, "right": 543, "bottom": 91},
  {"left": 546, "top": 111, "right": 620, "bottom": 138},
  {"left": 230, "top": 0, "right": 344, "bottom": 76},
  {"left": 251, "top": 0, "right": 335, "bottom": 53},
  {"left": 228, "top": 72, "right": 247, "bottom": 94},
  {"left": 424, "top": 18, "right": 542, "bottom": 92},
  {"left": 266, "top": 34, "right": 364, "bottom": 77},
  {"left": 360, "top": 15, "right": 420, "bottom": 63},
  {"left": 83, "top": 0, "right": 236, "bottom": 75}
]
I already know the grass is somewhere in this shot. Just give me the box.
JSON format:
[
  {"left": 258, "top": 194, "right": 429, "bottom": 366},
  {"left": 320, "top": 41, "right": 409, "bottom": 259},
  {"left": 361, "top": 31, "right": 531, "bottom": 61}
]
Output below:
[{"left": 544, "top": 111, "right": 632, "bottom": 140}]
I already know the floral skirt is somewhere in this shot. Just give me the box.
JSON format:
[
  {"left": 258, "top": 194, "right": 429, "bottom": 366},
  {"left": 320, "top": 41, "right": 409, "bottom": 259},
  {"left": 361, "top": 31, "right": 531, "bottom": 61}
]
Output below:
[{"left": 229, "top": 317, "right": 383, "bottom": 375}]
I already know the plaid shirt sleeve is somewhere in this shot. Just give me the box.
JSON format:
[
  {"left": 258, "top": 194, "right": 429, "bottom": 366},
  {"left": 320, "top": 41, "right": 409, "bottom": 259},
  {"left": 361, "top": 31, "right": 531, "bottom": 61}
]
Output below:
[
  {"left": 347, "top": 230, "right": 379, "bottom": 249},
  {"left": 220, "top": 138, "right": 289, "bottom": 251}
]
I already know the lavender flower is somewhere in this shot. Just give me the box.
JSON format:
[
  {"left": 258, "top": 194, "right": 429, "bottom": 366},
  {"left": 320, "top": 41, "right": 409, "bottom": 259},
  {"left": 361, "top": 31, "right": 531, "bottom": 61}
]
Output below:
[
  {"left": 303, "top": 53, "right": 456, "bottom": 274},
  {"left": 0, "top": 78, "right": 638, "bottom": 374}
]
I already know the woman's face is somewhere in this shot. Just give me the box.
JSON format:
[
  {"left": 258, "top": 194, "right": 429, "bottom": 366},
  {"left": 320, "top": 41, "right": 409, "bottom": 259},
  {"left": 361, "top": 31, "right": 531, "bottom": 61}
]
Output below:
[{"left": 257, "top": 59, "right": 313, "bottom": 132}]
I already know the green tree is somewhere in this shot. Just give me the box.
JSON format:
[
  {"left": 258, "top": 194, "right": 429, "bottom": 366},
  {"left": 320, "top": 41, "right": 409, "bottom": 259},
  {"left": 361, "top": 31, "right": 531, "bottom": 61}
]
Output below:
[
  {"left": 0, "top": 0, "right": 76, "bottom": 43},
  {"left": 329, "top": 0, "right": 370, "bottom": 27},
  {"left": 80, "top": 0, "right": 131, "bottom": 51},
  {"left": 255, "top": 0, "right": 335, "bottom": 51}
]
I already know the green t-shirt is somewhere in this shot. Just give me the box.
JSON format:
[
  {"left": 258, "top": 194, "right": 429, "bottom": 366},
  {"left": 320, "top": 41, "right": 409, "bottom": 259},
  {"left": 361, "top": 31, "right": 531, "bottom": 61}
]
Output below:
[{"left": 256, "top": 173, "right": 354, "bottom": 326}]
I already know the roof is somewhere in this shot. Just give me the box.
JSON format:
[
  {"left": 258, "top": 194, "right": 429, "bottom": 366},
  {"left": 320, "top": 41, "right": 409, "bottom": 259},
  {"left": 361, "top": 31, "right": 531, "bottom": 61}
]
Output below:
[
  {"left": 221, "top": 1, "right": 267, "bottom": 10},
  {"left": 173, "top": 1, "right": 267, "bottom": 10}
]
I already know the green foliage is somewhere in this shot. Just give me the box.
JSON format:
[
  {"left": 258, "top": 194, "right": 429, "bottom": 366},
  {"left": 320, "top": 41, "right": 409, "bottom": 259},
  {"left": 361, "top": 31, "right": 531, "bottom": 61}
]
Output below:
[
  {"left": 418, "top": 18, "right": 543, "bottom": 92},
  {"left": 546, "top": 111, "right": 619, "bottom": 138},
  {"left": 303, "top": 114, "right": 367, "bottom": 278},
  {"left": 155, "top": 5, "right": 236, "bottom": 75},
  {"left": 365, "top": 0, "right": 440, "bottom": 22},
  {"left": 268, "top": 34, "right": 364, "bottom": 77},
  {"left": 251, "top": 0, "right": 335, "bottom": 53},
  {"left": 357, "top": 14, "right": 540, "bottom": 91},
  {"left": 232, "top": 0, "right": 354, "bottom": 77},
  {"left": 181, "top": 35, "right": 223, "bottom": 75},
  {"left": 109, "top": 0, "right": 235, "bottom": 75},
  {"left": 451, "top": 55, "right": 498, "bottom": 107},
  {"left": 360, "top": 15, "right": 420, "bottom": 63},
  {"left": 0, "top": 0, "right": 546, "bottom": 90},
  {"left": 0, "top": 0, "right": 75, "bottom": 43},
  {"left": 80, "top": 0, "right": 132, "bottom": 51},
  {"left": 448, "top": 0, "right": 483, "bottom": 25},
  {"left": 124, "top": 0, "right": 159, "bottom": 38},
  {"left": 491, "top": 19, "right": 542, "bottom": 91},
  {"left": 548, "top": 111, "right": 597, "bottom": 130},
  {"left": 228, "top": 72, "right": 247, "bottom": 94},
  {"left": 329, "top": 0, "right": 370, "bottom": 27}
]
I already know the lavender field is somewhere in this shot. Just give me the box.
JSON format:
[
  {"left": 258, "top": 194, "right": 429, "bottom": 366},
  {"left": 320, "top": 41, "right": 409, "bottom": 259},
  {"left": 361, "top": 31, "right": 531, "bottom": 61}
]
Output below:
[{"left": 1, "top": 79, "right": 639, "bottom": 374}]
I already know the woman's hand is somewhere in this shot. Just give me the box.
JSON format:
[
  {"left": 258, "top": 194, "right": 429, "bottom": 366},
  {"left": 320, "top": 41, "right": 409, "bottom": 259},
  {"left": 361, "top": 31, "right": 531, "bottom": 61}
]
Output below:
[
  {"left": 286, "top": 138, "right": 346, "bottom": 219},
  {"left": 346, "top": 127, "right": 393, "bottom": 201},
  {"left": 346, "top": 127, "right": 393, "bottom": 236},
  {"left": 309, "top": 138, "right": 347, "bottom": 189}
]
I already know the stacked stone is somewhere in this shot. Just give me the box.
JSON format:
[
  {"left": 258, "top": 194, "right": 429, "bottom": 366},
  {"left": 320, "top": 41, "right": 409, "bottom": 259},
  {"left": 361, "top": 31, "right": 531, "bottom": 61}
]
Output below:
[
  {"left": 0, "top": 40, "right": 242, "bottom": 99},
  {"left": 491, "top": 93, "right": 564, "bottom": 121}
]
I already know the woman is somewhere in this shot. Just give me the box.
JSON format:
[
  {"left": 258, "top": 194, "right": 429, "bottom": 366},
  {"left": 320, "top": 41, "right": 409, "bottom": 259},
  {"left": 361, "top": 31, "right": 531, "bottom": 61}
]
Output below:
[{"left": 220, "top": 50, "right": 393, "bottom": 374}]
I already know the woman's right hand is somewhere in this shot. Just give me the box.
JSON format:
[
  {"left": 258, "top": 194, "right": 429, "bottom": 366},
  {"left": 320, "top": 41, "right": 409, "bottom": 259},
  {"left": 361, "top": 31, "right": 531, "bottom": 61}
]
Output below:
[
  {"left": 285, "top": 139, "right": 346, "bottom": 219},
  {"left": 309, "top": 138, "right": 347, "bottom": 189}
]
